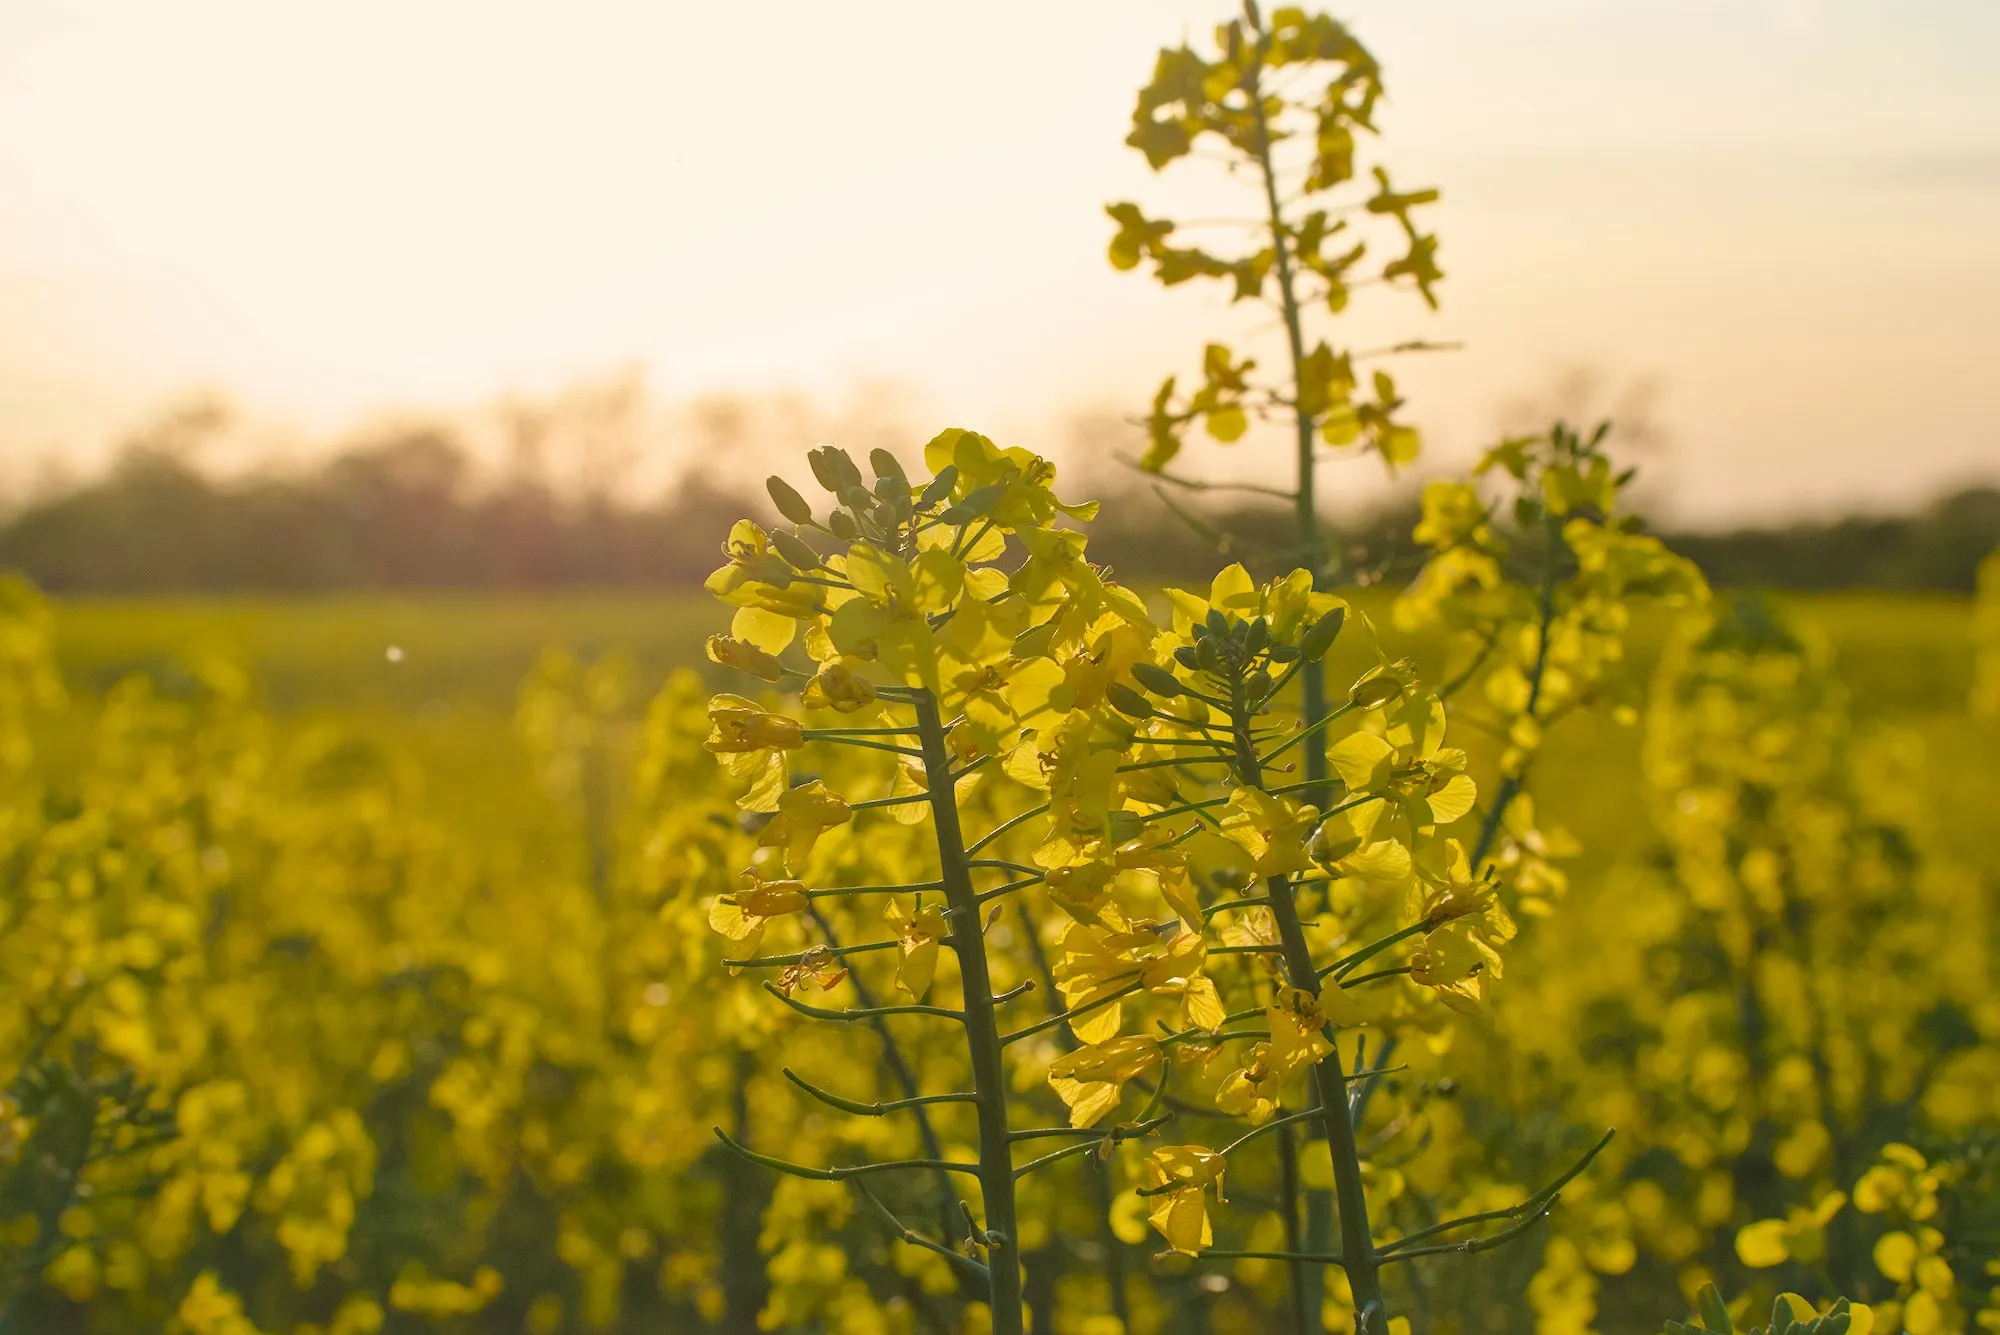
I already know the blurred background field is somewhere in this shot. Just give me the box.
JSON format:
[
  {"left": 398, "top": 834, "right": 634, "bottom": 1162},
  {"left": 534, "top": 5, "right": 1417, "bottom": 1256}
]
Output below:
[{"left": 42, "top": 586, "right": 1999, "bottom": 882}]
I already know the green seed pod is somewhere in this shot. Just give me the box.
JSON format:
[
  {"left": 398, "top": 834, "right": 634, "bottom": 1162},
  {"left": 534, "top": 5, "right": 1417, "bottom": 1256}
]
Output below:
[
  {"left": 1105, "top": 682, "right": 1155, "bottom": 719},
  {"left": 1131, "top": 662, "right": 1185, "bottom": 698},
  {"left": 771, "top": 530, "right": 822, "bottom": 572},
  {"left": 1300, "top": 607, "right": 1347, "bottom": 662},
  {"left": 766, "top": 476, "right": 814, "bottom": 526}
]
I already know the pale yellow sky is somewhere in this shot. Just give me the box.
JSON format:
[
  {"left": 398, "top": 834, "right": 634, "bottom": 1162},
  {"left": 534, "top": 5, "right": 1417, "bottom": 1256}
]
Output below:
[{"left": 2, "top": 0, "right": 1996, "bottom": 523}]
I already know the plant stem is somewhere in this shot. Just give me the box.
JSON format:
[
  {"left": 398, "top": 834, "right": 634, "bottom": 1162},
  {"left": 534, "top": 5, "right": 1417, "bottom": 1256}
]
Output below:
[
  {"left": 1245, "top": 17, "right": 1342, "bottom": 1309},
  {"left": 1231, "top": 687, "right": 1386, "bottom": 1330},
  {"left": 916, "top": 690, "right": 1023, "bottom": 1333}
]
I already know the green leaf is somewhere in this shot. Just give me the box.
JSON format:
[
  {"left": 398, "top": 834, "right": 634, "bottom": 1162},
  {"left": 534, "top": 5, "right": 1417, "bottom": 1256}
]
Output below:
[{"left": 1697, "top": 1283, "right": 1734, "bottom": 1334}]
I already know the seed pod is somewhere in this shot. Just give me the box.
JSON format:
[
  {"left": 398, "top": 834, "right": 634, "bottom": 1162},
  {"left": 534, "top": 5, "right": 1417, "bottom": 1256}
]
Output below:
[
  {"left": 766, "top": 476, "right": 814, "bottom": 526},
  {"left": 771, "top": 530, "right": 822, "bottom": 572},
  {"left": 1105, "top": 682, "right": 1155, "bottom": 719},
  {"left": 1131, "top": 662, "right": 1185, "bottom": 699},
  {"left": 1300, "top": 607, "right": 1347, "bottom": 662}
]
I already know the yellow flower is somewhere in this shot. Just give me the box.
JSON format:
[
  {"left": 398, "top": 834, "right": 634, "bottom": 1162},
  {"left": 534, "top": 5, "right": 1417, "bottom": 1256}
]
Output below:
[
  {"left": 1265, "top": 986, "right": 1336, "bottom": 1082},
  {"left": 702, "top": 699, "right": 805, "bottom": 754},
  {"left": 1143, "top": 1145, "right": 1226, "bottom": 1255},
  {"left": 1136, "top": 930, "right": 1226, "bottom": 1032},
  {"left": 1047, "top": 1035, "right": 1164, "bottom": 1128},
  {"left": 1734, "top": 1191, "right": 1846, "bottom": 1269},
  {"left": 704, "top": 694, "right": 804, "bottom": 811},
  {"left": 801, "top": 658, "right": 878, "bottom": 713},
  {"left": 709, "top": 871, "right": 810, "bottom": 956},
  {"left": 1217, "top": 786, "right": 1320, "bottom": 877},
  {"left": 882, "top": 898, "right": 950, "bottom": 999},
  {"left": 757, "top": 780, "right": 852, "bottom": 874},
  {"left": 705, "top": 634, "right": 783, "bottom": 682}
]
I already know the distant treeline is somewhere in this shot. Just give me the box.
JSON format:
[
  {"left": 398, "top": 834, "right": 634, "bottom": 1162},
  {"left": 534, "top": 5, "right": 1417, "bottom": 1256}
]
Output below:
[{"left": 1, "top": 424, "right": 1994, "bottom": 593}]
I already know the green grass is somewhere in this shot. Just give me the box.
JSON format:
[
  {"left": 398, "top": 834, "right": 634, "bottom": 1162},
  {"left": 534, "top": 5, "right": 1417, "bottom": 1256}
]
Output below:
[{"left": 45, "top": 589, "right": 1993, "bottom": 869}]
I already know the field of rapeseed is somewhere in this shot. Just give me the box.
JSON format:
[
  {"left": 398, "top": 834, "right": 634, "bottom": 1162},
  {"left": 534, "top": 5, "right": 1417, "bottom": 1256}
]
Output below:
[
  {"left": 4, "top": 8, "right": 1997, "bottom": 1334},
  {"left": 3, "top": 457, "right": 1995, "bottom": 1334}
]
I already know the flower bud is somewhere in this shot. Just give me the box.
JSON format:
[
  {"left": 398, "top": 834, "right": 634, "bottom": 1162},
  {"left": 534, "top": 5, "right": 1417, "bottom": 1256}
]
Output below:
[
  {"left": 1105, "top": 682, "right": 1156, "bottom": 719},
  {"left": 766, "top": 476, "right": 814, "bottom": 525},
  {"left": 1299, "top": 608, "right": 1346, "bottom": 662},
  {"left": 1131, "top": 662, "right": 1185, "bottom": 699}
]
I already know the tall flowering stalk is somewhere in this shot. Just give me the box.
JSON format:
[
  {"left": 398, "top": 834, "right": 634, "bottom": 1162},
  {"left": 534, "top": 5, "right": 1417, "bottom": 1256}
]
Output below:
[
  {"left": 702, "top": 434, "right": 1620, "bottom": 1333},
  {"left": 1106, "top": 8, "right": 1446, "bottom": 1311}
]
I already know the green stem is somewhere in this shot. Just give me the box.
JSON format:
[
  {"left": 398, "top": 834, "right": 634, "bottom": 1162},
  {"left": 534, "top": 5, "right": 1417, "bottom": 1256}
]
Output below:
[
  {"left": 804, "top": 905, "right": 963, "bottom": 1246},
  {"left": 1232, "top": 686, "right": 1386, "bottom": 1329},
  {"left": 1247, "top": 18, "right": 1340, "bottom": 1309},
  {"left": 1469, "top": 513, "right": 1559, "bottom": 869},
  {"left": 917, "top": 690, "right": 1024, "bottom": 1333}
]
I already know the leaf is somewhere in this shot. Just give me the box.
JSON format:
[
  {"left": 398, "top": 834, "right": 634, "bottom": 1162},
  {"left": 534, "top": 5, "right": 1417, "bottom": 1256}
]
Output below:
[{"left": 1697, "top": 1283, "right": 1736, "bottom": 1333}]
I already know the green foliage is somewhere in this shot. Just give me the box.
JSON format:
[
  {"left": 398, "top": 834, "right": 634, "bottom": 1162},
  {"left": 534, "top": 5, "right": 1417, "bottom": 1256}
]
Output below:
[{"left": 1662, "top": 1284, "right": 1860, "bottom": 1335}]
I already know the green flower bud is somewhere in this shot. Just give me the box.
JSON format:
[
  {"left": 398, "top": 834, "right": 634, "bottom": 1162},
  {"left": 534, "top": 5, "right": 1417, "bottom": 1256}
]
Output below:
[
  {"left": 1105, "top": 682, "right": 1156, "bottom": 719},
  {"left": 1300, "top": 608, "right": 1347, "bottom": 662},
  {"left": 1132, "top": 662, "right": 1186, "bottom": 699},
  {"left": 771, "top": 530, "right": 822, "bottom": 572},
  {"left": 808, "top": 445, "right": 864, "bottom": 494},
  {"left": 918, "top": 465, "right": 959, "bottom": 507},
  {"left": 766, "top": 476, "right": 814, "bottom": 526}
]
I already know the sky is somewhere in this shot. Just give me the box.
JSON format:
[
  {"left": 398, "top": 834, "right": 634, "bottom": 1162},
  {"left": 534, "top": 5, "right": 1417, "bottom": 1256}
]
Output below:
[{"left": 1, "top": 0, "right": 1996, "bottom": 525}]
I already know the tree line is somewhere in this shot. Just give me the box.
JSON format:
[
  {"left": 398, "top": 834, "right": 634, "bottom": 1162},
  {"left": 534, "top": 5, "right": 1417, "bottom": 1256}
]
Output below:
[{"left": 0, "top": 415, "right": 1993, "bottom": 594}]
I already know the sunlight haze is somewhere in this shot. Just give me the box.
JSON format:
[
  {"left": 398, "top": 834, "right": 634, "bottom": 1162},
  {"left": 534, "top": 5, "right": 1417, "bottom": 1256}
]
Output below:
[{"left": 2, "top": 0, "right": 1996, "bottom": 523}]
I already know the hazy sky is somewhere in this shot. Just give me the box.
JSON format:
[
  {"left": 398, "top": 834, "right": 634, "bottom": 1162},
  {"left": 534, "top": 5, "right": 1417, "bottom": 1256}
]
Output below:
[{"left": 2, "top": 0, "right": 1996, "bottom": 524}]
